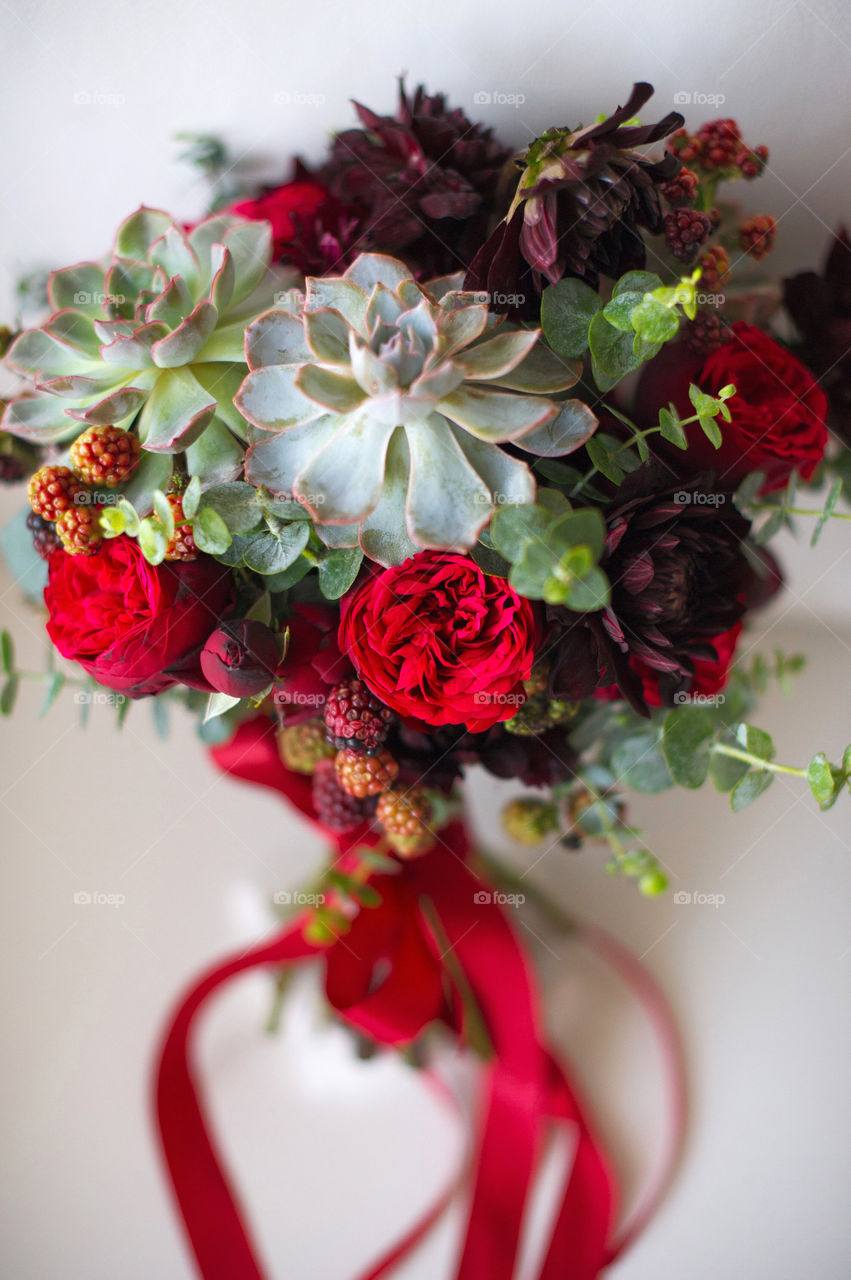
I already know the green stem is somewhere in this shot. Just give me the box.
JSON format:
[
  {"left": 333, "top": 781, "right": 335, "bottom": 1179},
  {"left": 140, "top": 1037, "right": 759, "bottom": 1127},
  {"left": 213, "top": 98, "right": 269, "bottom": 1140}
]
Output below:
[
  {"left": 265, "top": 966, "right": 293, "bottom": 1035},
  {"left": 751, "top": 505, "right": 851, "bottom": 521},
  {"left": 710, "top": 742, "right": 807, "bottom": 778}
]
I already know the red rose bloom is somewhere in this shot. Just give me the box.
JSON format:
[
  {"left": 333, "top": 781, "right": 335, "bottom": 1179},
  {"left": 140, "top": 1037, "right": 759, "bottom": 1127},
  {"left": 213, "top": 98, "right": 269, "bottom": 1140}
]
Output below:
[
  {"left": 639, "top": 322, "right": 828, "bottom": 492},
  {"left": 44, "top": 538, "right": 234, "bottom": 696},
  {"left": 338, "top": 552, "right": 540, "bottom": 733},
  {"left": 229, "top": 181, "right": 329, "bottom": 249}
]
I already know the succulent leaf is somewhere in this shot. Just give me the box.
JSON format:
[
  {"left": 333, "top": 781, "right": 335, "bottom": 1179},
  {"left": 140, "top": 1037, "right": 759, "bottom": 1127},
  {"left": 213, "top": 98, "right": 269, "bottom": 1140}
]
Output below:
[{"left": 237, "top": 253, "right": 598, "bottom": 565}]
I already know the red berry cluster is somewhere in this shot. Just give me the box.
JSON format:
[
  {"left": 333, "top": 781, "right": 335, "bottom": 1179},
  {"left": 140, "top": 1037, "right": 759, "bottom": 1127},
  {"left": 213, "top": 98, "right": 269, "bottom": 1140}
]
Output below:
[
  {"left": 661, "top": 165, "right": 699, "bottom": 206},
  {"left": 697, "top": 244, "right": 731, "bottom": 291},
  {"left": 69, "top": 425, "right": 140, "bottom": 488},
  {"left": 664, "top": 208, "right": 711, "bottom": 262},
  {"left": 670, "top": 121, "right": 768, "bottom": 179},
  {"left": 739, "top": 214, "right": 777, "bottom": 260},
  {"left": 312, "top": 759, "right": 375, "bottom": 832},
  {"left": 164, "top": 492, "right": 198, "bottom": 562},
  {"left": 323, "top": 679, "right": 393, "bottom": 754},
  {"left": 684, "top": 310, "right": 728, "bottom": 356}
]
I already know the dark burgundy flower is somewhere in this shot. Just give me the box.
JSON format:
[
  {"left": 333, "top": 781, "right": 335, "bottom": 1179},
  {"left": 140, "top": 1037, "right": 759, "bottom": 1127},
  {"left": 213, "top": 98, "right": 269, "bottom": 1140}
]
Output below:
[
  {"left": 465, "top": 83, "right": 682, "bottom": 314},
  {"left": 200, "top": 619, "right": 281, "bottom": 698},
  {"left": 783, "top": 227, "right": 851, "bottom": 447},
  {"left": 545, "top": 473, "right": 753, "bottom": 715},
  {"left": 318, "top": 79, "right": 512, "bottom": 278}
]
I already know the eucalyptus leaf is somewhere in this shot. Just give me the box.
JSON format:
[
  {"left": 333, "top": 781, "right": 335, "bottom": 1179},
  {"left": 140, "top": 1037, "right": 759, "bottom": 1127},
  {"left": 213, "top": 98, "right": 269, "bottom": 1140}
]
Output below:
[
  {"left": 192, "top": 507, "right": 232, "bottom": 555},
  {"left": 661, "top": 706, "right": 716, "bottom": 788},
  {"left": 318, "top": 547, "right": 363, "bottom": 599},
  {"left": 540, "top": 278, "right": 602, "bottom": 358},
  {"left": 730, "top": 769, "right": 774, "bottom": 811}
]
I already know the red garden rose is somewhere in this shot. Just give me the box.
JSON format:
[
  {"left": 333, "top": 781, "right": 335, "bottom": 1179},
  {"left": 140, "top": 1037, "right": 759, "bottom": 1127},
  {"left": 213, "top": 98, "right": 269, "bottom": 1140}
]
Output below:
[
  {"left": 229, "top": 180, "right": 329, "bottom": 249},
  {"left": 338, "top": 552, "right": 540, "bottom": 733},
  {"left": 639, "top": 322, "right": 828, "bottom": 492},
  {"left": 44, "top": 537, "right": 234, "bottom": 696}
]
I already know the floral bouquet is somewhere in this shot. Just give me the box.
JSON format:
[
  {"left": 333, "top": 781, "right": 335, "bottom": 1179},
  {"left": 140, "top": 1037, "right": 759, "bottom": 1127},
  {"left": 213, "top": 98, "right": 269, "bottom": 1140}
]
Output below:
[{"left": 1, "top": 79, "right": 849, "bottom": 1279}]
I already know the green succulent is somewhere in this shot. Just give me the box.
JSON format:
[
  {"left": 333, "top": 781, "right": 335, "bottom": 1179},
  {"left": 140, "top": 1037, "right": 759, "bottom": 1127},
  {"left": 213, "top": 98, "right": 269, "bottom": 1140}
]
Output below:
[
  {"left": 235, "top": 253, "right": 598, "bottom": 566},
  {"left": 2, "top": 206, "right": 278, "bottom": 490}
]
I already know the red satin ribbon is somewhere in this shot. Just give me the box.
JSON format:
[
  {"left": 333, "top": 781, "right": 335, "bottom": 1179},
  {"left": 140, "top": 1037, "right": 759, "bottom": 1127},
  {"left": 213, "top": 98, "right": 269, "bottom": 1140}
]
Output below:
[{"left": 154, "top": 718, "right": 682, "bottom": 1279}]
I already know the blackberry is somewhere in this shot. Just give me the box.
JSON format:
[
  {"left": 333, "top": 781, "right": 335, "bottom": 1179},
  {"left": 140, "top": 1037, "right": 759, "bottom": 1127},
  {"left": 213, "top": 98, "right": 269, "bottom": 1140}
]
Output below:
[
  {"left": 739, "top": 214, "right": 777, "bottom": 260},
  {"left": 164, "top": 493, "right": 198, "bottom": 562},
  {"left": 312, "top": 759, "right": 371, "bottom": 832},
  {"left": 55, "top": 506, "right": 103, "bottom": 556},
  {"left": 661, "top": 165, "right": 699, "bottom": 206},
  {"left": 664, "top": 208, "right": 711, "bottom": 262},
  {"left": 324, "top": 679, "right": 393, "bottom": 754},
  {"left": 69, "top": 425, "right": 141, "bottom": 488},
  {"left": 334, "top": 747, "right": 398, "bottom": 798},
  {"left": 684, "top": 310, "right": 727, "bottom": 355},
  {"left": 698, "top": 245, "right": 731, "bottom": 292},
  {"left": 26, "top": 512, "right": 60, "bottom": 560},
  {"left": 27, "top": 466, "right": 85, "bottom": 521},
  {"left": 277, "top": 719, "right": 336, "bottom": 775},
  {"left": 502, "top": 798, "right": 559, "bottom": 846},
  {"left": 376, "top": 788, "right": 434, "bottom": 858}
]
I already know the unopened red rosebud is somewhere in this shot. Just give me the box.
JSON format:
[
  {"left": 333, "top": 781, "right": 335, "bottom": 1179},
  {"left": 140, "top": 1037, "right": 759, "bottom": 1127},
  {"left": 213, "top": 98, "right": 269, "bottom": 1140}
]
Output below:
[{"left": 200, "top": 619, "right": 281, "bottom": 698}]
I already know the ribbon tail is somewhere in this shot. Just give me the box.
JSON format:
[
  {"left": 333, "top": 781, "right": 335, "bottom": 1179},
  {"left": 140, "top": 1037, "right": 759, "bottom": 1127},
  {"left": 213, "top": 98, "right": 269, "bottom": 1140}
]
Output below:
[{"left": 154, "top": 927, "right": 318, "bottom": 1280}]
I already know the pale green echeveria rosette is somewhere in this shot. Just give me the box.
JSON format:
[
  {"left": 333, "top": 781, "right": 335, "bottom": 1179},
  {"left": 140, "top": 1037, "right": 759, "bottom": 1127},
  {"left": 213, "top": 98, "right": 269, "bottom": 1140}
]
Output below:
[
  {"left": 2, "top": 206, "right": 279, "bottom": 495},
  {"left": 235, "top": 252, "right": 598, "bottom": 566}
]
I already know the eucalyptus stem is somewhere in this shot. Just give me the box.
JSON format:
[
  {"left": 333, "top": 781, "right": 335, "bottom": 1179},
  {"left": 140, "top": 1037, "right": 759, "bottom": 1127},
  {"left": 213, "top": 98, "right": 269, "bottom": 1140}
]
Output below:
[
  {"left": 710, "top": 742, "right": 807, "bottom": 778},
  {"left": 751, "top": 505, "right": 851, "bottom": 521}
]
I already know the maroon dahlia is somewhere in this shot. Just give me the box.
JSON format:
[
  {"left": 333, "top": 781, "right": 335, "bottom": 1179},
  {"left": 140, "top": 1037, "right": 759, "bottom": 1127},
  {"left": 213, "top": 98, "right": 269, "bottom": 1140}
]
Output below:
[
  {"left": 545, "top": 473, "right": 753, "bottom": 714},
  {"left": 318, "top": 79, "right": 512, "bottom": 277},
  {"left": 465, "top": 82, "right": 683, "bottom": 313}
]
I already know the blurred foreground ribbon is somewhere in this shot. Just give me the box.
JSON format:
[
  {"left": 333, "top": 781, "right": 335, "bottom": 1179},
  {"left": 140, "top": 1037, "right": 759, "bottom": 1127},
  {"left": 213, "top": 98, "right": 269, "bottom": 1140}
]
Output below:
[{"left": 155, "top": 718, "right": 685, "bottom": 1280}]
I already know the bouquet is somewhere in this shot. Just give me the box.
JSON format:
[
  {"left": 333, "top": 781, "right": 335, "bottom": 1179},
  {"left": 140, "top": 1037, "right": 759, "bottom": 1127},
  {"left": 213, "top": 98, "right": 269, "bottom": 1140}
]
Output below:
[{"left": 1, "top": 79, "right": 848, "bottom": 1278}]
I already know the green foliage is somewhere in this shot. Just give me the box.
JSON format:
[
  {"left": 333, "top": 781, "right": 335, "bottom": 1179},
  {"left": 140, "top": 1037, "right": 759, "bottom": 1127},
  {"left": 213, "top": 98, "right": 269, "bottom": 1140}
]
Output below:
[{"left": 489, "top": 495, "right": 609, "bottom": 609}]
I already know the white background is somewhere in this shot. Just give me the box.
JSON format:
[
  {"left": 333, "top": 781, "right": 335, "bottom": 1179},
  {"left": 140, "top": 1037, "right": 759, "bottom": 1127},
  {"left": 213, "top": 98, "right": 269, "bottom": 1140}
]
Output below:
[{"left": 1, "top": 1, "right": 851, "bottom": 1276}]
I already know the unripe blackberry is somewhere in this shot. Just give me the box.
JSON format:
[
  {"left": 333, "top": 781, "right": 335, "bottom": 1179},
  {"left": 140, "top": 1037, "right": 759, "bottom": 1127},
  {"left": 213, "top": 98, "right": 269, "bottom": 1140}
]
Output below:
[
  {"left": 27, "top": 466, "right": 85, "bottom": 521},
  {"left": 312, "top": 759, "right": 371, "bottom": 831},
  {"left": 661, "top": 165, "right": 699, "bottom": 206},
  {"left": 277, "top": 719, "right": 336, "bottom": 774},
  {"left": 739, "top": 214, "right": 777, "bottom": 260},
  {"left": 26, "top": 512, "right": 61, "bottom": 560},
  {"left": 376, "top": 788, "right": 434, "bottom": 858},
  {"left": 335, "top": 747, "right": 398, "bottom": 798},
  {"left": 164, "top": 493, "right": 198, "bottom": 562},
  {"left": 522, "top": 660, "right": 550, "bottom": 697},
  {"left": 505, "top": 693, "right": 577, "bottom": 736},
  {"left": 324, "top": 679, "right": 393, "bottom": 754},
  {"left": 502, "top": 798, "right": 559, "bottom": 846},
  {"left": 684, "top": 310, "right": 727, "bottom": 355},
  {"left": 694, "top": 118, "right": 741, "bottom": 170},
  {"left": 55, "top": 505, "right": 103, "bottom": 556},
  {"left": 697, "top": 244, "right": 731, "bottom": 292},
  {"left": 664, "top": 208, "right": 711, "bottom": 262},
  {"left": 669, "top": 128, "right": 700, "bottom": 164},
  {"left": 69, "top": 425, "right": 141, "bottom": 488}
]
